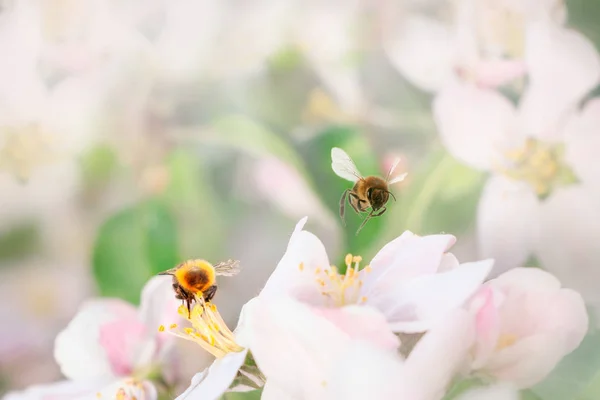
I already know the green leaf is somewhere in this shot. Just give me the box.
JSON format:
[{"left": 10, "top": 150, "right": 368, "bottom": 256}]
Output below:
[
  {"left": 79, "top": 143, "right": 119, "bottom": 187},
  {"left": 161, "top": 150, "right": 225, "bottom": 260},
  {"left": 402, "top": 149, "right": 485, "bottom": 234},
  {"left": 521, "top": 390, "right": 543, "bottom": 400},
  {"left": 92, "top": 199, "right": 179, "bottom": 304},
  {"left": 298, "top": 125, "right": 383, "bottom": 262},
  {"left": 533, "top": 331, "right": 600, "bottom": 400},
  {"left": 221, "top": 389, "right": 262, "bottom": 400}
]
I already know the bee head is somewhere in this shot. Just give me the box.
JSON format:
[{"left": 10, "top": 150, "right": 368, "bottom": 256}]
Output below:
[{"left": 366, "top": 187, "right": 387, "bottom": 210}]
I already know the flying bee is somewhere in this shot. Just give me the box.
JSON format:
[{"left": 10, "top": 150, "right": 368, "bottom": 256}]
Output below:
[
  {"left": 331, "top": 147, "right": 407, "bottom": 235},
  {"left": 158, "top": 259, "right": 240, "bottom": 317}
]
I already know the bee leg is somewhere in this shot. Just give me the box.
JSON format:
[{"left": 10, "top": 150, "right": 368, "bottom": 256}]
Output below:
[
  {"left": 355, "top": 210, "right": 374, "bottom": 236},
  {"left": 339, "top": 190, "right": 349, "bottom": 226},
  {"left": 348, "top": 192, "right": 364, "bottom": 213},
  {"left": 203, "top": 285, "right": 218, "bottom": 303},
  {"left": 185, "top": 298, "right": 192, "bottom": 319},
  {"left": 372, "top": 206, "right": 387, "bottom": 217}
]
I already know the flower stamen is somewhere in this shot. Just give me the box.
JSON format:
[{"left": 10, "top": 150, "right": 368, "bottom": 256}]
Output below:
[{"left": 160, "top": 298, "right": 244, "bottom": 358}]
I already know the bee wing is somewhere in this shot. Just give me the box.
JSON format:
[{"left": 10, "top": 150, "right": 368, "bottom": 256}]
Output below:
[
  {"left": 331, "top": 147, "right": 362, "bottom": 182},
  {"left": 214, "top": 259, "right": 241, "bottom": 277},
  {"left": 388, "top": 172, "right": 408, "bottom": 185},
  {"left": 385, "top": 157, "right": 401, "bottom": 181}
]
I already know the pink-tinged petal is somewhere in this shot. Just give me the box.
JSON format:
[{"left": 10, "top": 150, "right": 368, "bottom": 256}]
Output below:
[
  {"left": 537, "top": 186, "right": 600, "bottom": 306},
  {"left": 404, "top": 309, "right": 475, "bottom": 400},
  {"left": 563, "top": 98, "right": 600, "bottom": 187},
  {"left": 470, "top": 286, "right": 501, "bottom": 369},
  {"left": 483, "top": 334, "right": 566, "bottom": 388},
  {"left": 99, "top": 317, "right": 147, "bottom": 376},
  {"left": 313, "top": 305, "right": 400, "bottom": 351},
  {"left": 383, "top": 15, "right": 455, "bottom": 92},
  {"left": 472, "top": 60, "right": 527, "bottom": 88},
  {"left": 363, "top": 232, "right": 457, "bottom": 296},
  {"left": 3, "top": 378, "right": 113, "bottom": 400},
  {"left": 474, "top": 267, "right": 588, "bottom": 388},
  {"left": 456, "top": 383, "right": 519, "bottom": 400},
  {"left": 175, "top": 349, "right": 248, "bottom": 400},
  {"left": 492, "top": 267, "right": 561, "bottom": 292},
  {"left": 433, "top": 80, "right": 517, "bottom": 170},
  {"left": 382, "top": 260, "right": 493, "bottom": 333},
  {"left": 54, "top": 300, "right": 137, "bottom": 380},
  {"left": 245, "top": 297, "right": 349, "bottom": 399},
  {"left": 259, "top": 220, "right": 330, "bottom": 300},
  {"left": 477, "top": 175, "right": 540, "bottom": 277},
  {"left": 519, "top": 21, "right": 600, "bottom": 138}
]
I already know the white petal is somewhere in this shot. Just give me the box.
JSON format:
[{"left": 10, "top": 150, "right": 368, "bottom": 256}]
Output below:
[
  {"left": 328, "top": 341, "right": 407, "bottom": 400},
  {"left": 175, "top": 349, "right": 248, "bottom": 400},
  {"left": 259, "top": 223, "right": 330, "bottom": 301},
  {"left": 563, "top": 98, "right": 600, "bottom": 187},
  {"left": 383, "top": 15, "right": 455, "bottom": 92},
  {"left": 433, "top": 80, "right": 517, "bottom": 170},
  {"left": 384, "top": 260, "right": 492, "bottom": 332},
  {"left": 54, "top": 300, "right": 133, "bottom": 380},
  {"left": 477, "top": 175, "right": 540, "bottom": 277},
  {"left": 537, "top": 185, "right": 600, "bottom": 306},
  {"left": 519, "top": 20, "right": 600, "bottom": 138},
  {"left": 405, "top": 309, "right": 475, "bottom": 399},
  {"left": 3, "top": 378, "right": 112, "bottom": 400},
  {"left": 138, "top": 276, "right": 181, "bottom": 334},
  {"left": 363, "top": 232, "right": 457, "bottom": 296},
  {"left": 245, "top": 297, "right": 349, "bottom": 399}
]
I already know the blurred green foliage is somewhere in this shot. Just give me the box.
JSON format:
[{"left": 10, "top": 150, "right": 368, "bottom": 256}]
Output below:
[
  {"left": 0, "top": 223, "right": 40, "bottom": 262},
  {"left": 92, "top": 199, "right": 179, "bottom": 304}
]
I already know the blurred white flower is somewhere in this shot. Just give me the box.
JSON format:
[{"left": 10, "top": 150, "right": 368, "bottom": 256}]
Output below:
[
  {"left": 468, "top": 268, "right": 588, "bottom": 388},
  {"left": 4, "top": 377, "right": 156, "bottom": 400},
  {"left": 246, "top": 297, "right": 474, "bottom": 400},
  {"left": 5, "top": 277, "right": 180, "bottom": 399},
  {"left": 432, "top": 17, "right": 600, "bottom": 306},
  {"left": 260, "top": 217, "right": 492, "bottom": 332},
  {"left": 383, "top": 0, "right": 565, "bottom": 91}
]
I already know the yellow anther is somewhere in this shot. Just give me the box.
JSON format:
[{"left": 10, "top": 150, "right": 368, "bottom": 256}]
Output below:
[
  {"left": 299, "top": 262, "right": 304, "bottom": 271},
  {"left": 361, "top": 296, "right": 368, "bottom": 303},
  {"left": 315, "top": 267, "right": 321, "bottom": 274},
  {"left": 352, "top": 255, "right": 362, "bottom": 263},
  {"left": 96, "top": 393, "right": 102, "bottom": 399},
  {"left": 345, "top": 253, "right": 353, "bottom": 266},
  {"left": 170, "top": 323, "right": 178, "bottom": 329},
  {"left": 158, "top": 325, "right": 165, "bottom": 332},
  {"left": 364, "top": 265, "right": 372, "bottom": 273},
  {"left": 184, "top": 327, "right": 194, "bottom": 335}
]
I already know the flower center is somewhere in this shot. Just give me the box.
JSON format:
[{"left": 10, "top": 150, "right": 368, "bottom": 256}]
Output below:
[
  {"left": 159, "top": 300, "right": 244, "bottom": 358},
  {"left": 495, "top": 333, "right": 518, "bottom": 351},
  {"left": 0, "top": 126, "right": 59, "bottom": 181},
  {"left": 500, "top": 137, "right": 578, "bottom": 199},
  {"left": 303, "top": 253, "right": 371, "bottom": 307},
  {"left": 475, "top": 2, "right": 526, "bottom": 59}
]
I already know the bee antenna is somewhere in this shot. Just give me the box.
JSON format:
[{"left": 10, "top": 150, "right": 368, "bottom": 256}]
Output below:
[
  {"left": 386, "top": 191, "right": 397, "bottom": 202},
  {"left": 158, "top": 271, "right": 173, "bottom": 276}
]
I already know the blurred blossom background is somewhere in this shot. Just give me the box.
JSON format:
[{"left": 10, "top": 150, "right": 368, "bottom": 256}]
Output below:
[{"left": 1, "top": 0, "right": 600, "bottom": 398}]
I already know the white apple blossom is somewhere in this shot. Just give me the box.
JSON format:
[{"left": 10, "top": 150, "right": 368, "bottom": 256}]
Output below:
[
  {"left": 260, "top": 216, "right": 492, "bottom": 333},
  {"left": 468, "top": 268, "right": 588, "bottom": 388},
  {"left": 246, "top": 296, "right": 474, "bottom": 400},
  {"left": 383, "top": 0, "right": 565, "bottom": 92},
  {"left": 4, "top": 277, "right": 180, "bottom": 400},
  {"left": 432, "top": 15, "right": 600, "bottom": 309}
]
